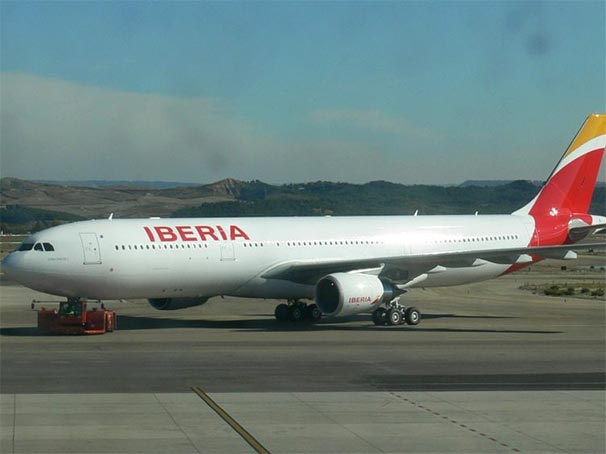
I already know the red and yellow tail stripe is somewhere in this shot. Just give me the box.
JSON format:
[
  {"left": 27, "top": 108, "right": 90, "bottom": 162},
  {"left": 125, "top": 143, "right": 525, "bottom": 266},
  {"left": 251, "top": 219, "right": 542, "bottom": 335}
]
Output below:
[
  {"left": 516, "top": 114, "right": 606, "bottom": 219},
  {"left": 549, "top": 113, "right": 606, "bottom": 180}
]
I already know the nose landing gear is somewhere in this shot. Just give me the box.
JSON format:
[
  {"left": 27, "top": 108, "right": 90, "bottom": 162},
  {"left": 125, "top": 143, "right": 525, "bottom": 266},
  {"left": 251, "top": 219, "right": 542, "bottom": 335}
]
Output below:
[
  {"left": 274, "top": 300, "right": 322, "bottom": 322},
  {"left": 372, "top": 298, "right": 421, "bottom": 326}
]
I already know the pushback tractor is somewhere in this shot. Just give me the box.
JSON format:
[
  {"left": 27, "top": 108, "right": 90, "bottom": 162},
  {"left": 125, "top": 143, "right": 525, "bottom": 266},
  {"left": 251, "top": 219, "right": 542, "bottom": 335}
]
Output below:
[{"left": 34, "top": 299, "right": 117, "bottom": 335}]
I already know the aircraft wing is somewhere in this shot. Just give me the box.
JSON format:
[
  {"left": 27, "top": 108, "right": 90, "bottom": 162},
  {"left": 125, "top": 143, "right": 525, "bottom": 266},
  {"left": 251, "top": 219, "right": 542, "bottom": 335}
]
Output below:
[{"left": 261, "top": 241, "right": 606, "bottom": 286}]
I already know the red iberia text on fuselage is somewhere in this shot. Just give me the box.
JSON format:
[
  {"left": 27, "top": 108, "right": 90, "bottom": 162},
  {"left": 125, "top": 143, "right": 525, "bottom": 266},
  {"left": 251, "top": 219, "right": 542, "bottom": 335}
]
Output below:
[{"left": 143, "top": 225, "right": 250, "bottom": 242}]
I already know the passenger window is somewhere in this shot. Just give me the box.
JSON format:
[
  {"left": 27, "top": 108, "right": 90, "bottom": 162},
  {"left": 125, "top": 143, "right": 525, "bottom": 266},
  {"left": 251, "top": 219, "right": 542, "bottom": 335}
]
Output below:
[{"left": 34, "top": 243, "right": 43, "bottom": 251}]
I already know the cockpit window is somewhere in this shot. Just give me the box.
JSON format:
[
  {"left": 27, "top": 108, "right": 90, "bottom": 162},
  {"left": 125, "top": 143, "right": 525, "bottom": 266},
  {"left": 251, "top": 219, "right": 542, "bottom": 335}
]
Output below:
[
  {"left": 43, "top": 243, "right": 55, "bottom": 251},
  {"left": 34, "top": 243, "right": 43, "bottom": 251},
  {"left": 18, "top": 243, "right": 34, "bottom": 251}
]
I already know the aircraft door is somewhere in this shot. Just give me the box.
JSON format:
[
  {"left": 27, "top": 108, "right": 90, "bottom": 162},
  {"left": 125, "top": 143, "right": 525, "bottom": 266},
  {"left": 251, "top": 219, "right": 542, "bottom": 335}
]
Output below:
[
  {"left": 79, "top": 232, "right": 102, "bottom": 264},
  {"left": 220, "top": 242, "right": 235, "bottom": 261}
]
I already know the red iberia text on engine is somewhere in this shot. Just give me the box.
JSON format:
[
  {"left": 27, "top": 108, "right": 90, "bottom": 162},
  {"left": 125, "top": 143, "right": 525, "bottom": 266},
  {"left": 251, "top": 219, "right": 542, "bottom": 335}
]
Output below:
[{"left": 348, "top": 296, "right": 373, "bottom": 303}]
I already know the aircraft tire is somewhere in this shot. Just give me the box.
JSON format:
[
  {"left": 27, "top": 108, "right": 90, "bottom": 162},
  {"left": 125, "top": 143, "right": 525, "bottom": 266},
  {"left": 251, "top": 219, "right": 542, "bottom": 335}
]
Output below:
[
  {"left": 307, "top": 304, "right": 322, "bottom": 322},
  {"left": 404, "top": 307, "right": 421, "bottom": 325},
  {"left": 372, "top": 308, "right": 387, "bottom": 326},
  {"left": 289, "top": 305, "right": 304, "bottom": 322},
  {"left": 387, "top": 308, "right": 401, "bottom": 326},
  {"left": 274, "top": 304, "right": 289, "bottom": 322}
]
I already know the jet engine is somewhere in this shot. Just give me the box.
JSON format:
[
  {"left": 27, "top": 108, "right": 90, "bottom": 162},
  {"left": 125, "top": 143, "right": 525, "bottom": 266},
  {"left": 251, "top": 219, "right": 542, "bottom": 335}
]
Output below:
[
  {"left": 315, "top": 273, "right": 399, "bottom": 317},
  {"left": 148, "top": 297, "right": 209, "bottom": 311}
]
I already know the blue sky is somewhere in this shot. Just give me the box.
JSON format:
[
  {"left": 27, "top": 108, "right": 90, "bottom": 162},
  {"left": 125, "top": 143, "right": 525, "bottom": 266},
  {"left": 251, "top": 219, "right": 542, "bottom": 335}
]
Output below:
[{"left": 1, "top": 1, "right": 604, "bottom": 184}]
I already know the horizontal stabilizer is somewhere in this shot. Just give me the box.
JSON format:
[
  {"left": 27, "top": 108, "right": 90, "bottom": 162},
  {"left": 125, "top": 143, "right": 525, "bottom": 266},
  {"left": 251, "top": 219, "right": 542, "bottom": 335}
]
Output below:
[{"left": 568, "top": 220, "right": 606, "bottom": 242}]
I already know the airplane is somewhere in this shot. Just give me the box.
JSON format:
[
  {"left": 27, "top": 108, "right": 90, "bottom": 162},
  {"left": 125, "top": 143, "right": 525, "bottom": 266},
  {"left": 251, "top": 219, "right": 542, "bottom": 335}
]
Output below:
[{"left": 2, "top": 114, "right": 605, "bottom": 326}]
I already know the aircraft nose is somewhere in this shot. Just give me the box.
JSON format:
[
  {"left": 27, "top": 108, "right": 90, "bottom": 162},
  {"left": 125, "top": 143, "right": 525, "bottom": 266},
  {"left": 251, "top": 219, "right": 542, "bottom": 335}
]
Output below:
[{"left": 2, "top": 253, "right": 24, "bottom": 281}]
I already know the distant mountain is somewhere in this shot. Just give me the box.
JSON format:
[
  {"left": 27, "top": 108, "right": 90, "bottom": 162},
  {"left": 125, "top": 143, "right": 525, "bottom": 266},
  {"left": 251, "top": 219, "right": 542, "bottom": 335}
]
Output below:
[
  {"left": 1, "top": 177, "right": 604, "bottom": 233},
  {"left": 0, "top": 177, "right": 237, "bottom": 219},
  {"left": 207, "top": 177, "right": 245, "bottom": 198},
  {"left": 461, "top": 180, "right": 606, "bottom": 189},
  {"left": 22, "top": 177, "right": 606, "bottom": 190},
  {"left": 34, "top": 180, "right": 201, "bottom": 189},
  {"left": 460, "top": 180, "right": 543, "bottom": 187},
  {"left": 176, "top": 179, "right": 605, "bottom": 218}
]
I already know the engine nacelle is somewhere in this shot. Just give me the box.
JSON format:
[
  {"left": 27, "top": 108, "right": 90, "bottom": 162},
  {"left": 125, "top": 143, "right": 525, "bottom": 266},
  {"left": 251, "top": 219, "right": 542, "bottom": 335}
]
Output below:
[
  {"left": 315, "top": 273, "right": 398, "bottom": 317},
  {"left": 148, "top": 297, "right": 209, "bottom": 311}
]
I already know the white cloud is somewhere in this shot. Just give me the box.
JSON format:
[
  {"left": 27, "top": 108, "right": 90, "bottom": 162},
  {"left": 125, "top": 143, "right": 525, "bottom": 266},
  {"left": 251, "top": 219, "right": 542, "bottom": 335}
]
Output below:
[
  {"left": 1, "top": 73, "right": 278, "bottom": 182},
  {"left": 0, "top": 73, "right": 451, "bottom": 184}
]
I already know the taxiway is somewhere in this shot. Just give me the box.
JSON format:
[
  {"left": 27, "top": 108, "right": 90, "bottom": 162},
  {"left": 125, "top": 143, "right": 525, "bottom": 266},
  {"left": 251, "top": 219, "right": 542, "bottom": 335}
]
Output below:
[{"left": 1, "top": 258, "right": 605, "bottom": 453}]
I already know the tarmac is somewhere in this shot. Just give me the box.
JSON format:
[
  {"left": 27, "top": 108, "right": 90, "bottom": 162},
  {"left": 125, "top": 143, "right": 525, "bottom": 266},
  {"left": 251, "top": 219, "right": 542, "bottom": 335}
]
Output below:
[{"left": 1, "top": 257, "right": 605, "bottom": 453}]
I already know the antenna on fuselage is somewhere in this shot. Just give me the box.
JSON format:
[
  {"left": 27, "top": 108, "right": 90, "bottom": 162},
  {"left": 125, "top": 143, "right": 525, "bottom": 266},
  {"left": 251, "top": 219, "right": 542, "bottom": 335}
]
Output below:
[
  {"left": 414, "top": 210, "right": 418, "bottom": 216},
  {"left": 108, "top": 213, "right": 114, "bottom": 220}
]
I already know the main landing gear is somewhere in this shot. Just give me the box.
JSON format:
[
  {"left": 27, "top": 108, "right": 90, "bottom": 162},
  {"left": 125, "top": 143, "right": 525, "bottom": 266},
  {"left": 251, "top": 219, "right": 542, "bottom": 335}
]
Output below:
[
  {"left": 274, "top": 300, "right": 322, "bottom": 322},
  {"left": 372, "top": 298, "right": 421, "bottom": 326}
]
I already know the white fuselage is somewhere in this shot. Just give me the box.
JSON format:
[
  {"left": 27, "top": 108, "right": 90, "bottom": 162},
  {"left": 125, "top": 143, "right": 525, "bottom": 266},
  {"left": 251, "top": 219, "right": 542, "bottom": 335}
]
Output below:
[{"left": 3, "top": 215, "right": 535, "bottom": 300}]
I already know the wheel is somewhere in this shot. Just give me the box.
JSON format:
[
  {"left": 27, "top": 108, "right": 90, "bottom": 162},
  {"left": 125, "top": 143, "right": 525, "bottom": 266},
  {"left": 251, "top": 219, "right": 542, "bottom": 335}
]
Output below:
[
  {"left": 404, "top": 307, "right": 421, "bottom": 325},
  {"left": 387, "top": 308, "right": 401, "bottom": 326},
  {"left": 274, "top": 303, "right": 289, "bottom": 321},
  {"left": 372, "top": 307, "right": 387, "bottom": 325},
  {"left": 289, "top": 305, "right": 304, "bottom": 322},
  {"left": 307, "top": 304, "right": 322, "bottom": 322}
]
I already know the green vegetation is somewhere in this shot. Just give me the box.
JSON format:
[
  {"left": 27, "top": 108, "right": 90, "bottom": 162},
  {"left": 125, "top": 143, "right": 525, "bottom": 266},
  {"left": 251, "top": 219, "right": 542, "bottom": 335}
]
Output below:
[
  {"left": 174, "top": 180, "right": 552, "bottom": 217},
  {"left": 1, "top": 178, "right": 603, "bottom": 233},
  {"left": 543, "top": 285, "right": 575, "bottom": 296},
  {"left": 521, "top": 282, "right": 605, "bottom": 299},
  {"left": 0, "top": 205, "right": 84, "bottom": 234}
]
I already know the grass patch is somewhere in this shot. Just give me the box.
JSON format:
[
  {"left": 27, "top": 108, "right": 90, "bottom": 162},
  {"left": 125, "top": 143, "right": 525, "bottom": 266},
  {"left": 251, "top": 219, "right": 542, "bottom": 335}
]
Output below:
[{"left": 520, "top": 282, "right": 605, "bottom": 299}]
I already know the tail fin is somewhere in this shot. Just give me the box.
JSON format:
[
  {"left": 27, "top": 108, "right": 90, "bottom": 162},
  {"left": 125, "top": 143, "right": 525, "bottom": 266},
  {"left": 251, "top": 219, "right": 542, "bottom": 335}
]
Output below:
[{"left": 515, "top": 114, "right": 606, "bottom": 217}]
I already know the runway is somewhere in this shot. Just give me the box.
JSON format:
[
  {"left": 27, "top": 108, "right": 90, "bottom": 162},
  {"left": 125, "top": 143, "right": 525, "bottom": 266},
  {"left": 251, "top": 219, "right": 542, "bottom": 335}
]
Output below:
[{"left": 1, "top": 258, "right": 605, "bottom": 452}]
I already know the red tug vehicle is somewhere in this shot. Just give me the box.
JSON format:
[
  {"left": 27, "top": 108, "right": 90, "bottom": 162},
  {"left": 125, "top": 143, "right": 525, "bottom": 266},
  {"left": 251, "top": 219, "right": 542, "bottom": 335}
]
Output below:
[{"left": 35, "top": 299, "right": 117, "bottom": 335}]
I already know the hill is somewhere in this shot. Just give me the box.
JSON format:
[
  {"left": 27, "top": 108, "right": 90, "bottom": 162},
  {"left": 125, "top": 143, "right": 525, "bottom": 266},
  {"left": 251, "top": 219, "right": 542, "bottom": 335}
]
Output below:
[
  {"left": 0, "top": 177, "right": 238, "bottom": 219},
  {"left": 34, "top": 180, "right": 200, "bottom": 189},
  {"left": 1, "top": 177, "right": 604, "bottom": 233},
  {"left": 1, "top": 205, "right": 84, "bottom": 234},
  {"left": 175, "top": 180, "right": 564, "bottom": 217},
  {"left": 460, "top": 180, "right": 543, "bottom": 187}
]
